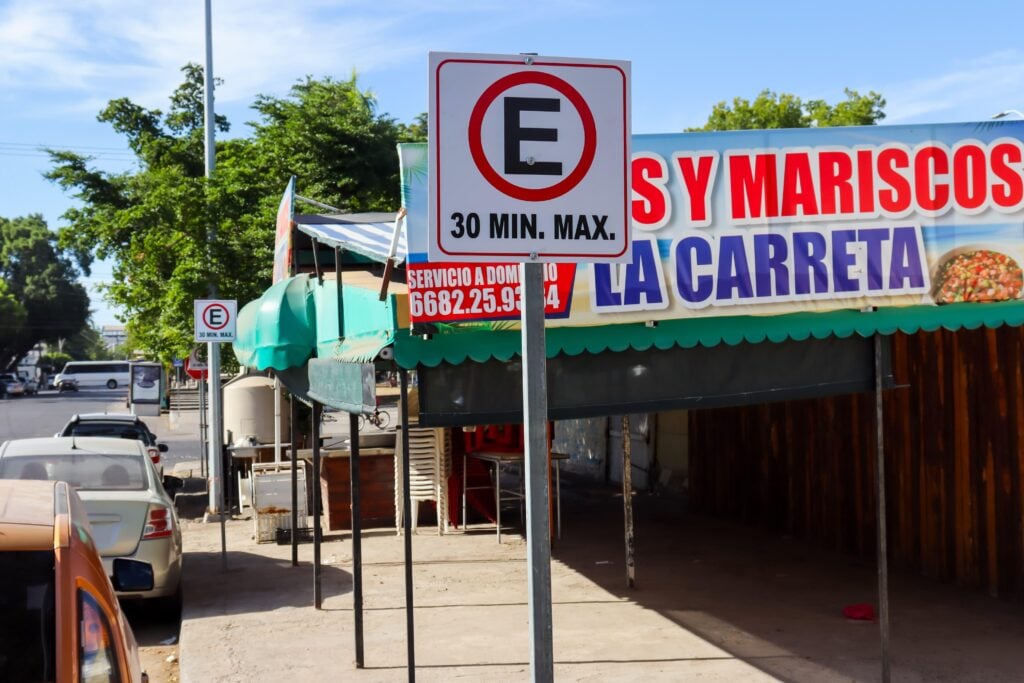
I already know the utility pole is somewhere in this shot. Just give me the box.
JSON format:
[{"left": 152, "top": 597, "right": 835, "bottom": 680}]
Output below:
[{"left": 203, "top": 0, "right": 225, "bottom": 527}]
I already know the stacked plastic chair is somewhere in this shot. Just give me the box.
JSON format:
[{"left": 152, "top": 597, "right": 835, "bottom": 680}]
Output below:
[{"left": 394, "top": 422, "right": 452, "bottom": 535}]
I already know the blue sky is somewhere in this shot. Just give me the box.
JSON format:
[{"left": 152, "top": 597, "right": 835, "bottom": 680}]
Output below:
[{"left": 2, "top": 0, "right": 1024, "bottom": 326}]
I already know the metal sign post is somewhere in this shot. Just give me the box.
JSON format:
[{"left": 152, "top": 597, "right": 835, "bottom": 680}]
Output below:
[
  {"left": 194, "top": 298, "right": 235, "bottom": 573},
  {"left": 428, "top": 51, "right": 630, "bottom": 683},
  {"left": 520, "top": 261, "right": 553, "bottom": 679}
]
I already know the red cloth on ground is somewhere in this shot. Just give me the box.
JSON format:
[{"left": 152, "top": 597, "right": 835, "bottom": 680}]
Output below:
[{"left": 842, "top": 603, "right": 876, "bottom": 621}]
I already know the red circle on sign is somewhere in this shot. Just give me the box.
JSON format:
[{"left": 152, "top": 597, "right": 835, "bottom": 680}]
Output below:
[
  {"left": 202, "top": 303, "right": 230, "bottom": 330},
  {"left": 467, "top": 71, "right": 597, "bottom": 202}
]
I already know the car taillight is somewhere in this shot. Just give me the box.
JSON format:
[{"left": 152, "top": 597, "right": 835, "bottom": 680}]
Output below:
[
  {"left": 147, "top": 447, "right": 161, "bottom": 467},
  {"left": 142, "top": 505, "right": 173, "bottom": 539}
]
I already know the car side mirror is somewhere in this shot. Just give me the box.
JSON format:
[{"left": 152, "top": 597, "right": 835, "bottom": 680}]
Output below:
[
  {"left": 158, "top": 443, "right": 169, "bottom": 452},
  {"left": 112, "top": 559, "right": 154, "bottom": 592}
]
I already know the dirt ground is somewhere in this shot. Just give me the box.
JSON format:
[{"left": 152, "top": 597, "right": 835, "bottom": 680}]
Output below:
[{"left": 162, "top": 477, "right": 1024, "bottom": 682}]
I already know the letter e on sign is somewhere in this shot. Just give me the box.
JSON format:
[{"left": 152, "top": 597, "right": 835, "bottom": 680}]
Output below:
[
  {"left": 429, "top": 51, "right": 631, "bottom": 263},
  {"left": 194, "top": 299, "right": 237, "bottom": 342}
]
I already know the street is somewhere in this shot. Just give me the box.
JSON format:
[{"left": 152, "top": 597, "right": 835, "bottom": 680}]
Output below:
[
  {"left": 0, "top": 387, "right": 199, "bottom": 681},
  {"left": 0, "top": 387, "right": 126, "bottom": 441}
]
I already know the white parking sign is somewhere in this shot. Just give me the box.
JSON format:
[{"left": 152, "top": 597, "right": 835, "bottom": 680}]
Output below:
[
  {"left": 194, "top": 299, "right": 237, "bottom": 342},
  {"left": 429, "top": 52, "right": 631, "bottom": 263}
]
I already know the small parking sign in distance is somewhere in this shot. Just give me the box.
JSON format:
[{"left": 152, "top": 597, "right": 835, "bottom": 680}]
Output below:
[{"left": 194, "top": 299, "right": 237, "bottom": 342}]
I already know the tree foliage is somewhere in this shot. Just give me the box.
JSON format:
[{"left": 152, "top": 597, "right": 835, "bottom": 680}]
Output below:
[
  {"left": 689, "top": 88, "right": 886, "bottom": 131},
  {"left": 47, "top": 64, "right": 421, "bottom": 362},
  {"left": 0, "top": 214, "right": 89, "bottom": 371}
]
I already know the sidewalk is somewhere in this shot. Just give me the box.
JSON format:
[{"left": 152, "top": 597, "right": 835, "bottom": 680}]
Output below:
[
  {"left": 172, "top": 491, "right": 1024, "bottom": 683},
  {"left": 149, "top": 403, "right": 1024, "bottom": 682},
  {"left": 175, "top": 516, "right": 787, "bottom": 683}
]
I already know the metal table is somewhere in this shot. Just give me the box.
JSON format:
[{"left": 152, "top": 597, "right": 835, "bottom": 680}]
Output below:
[{"left": 463, "top": 450, "right": 567, "bottom": 542}]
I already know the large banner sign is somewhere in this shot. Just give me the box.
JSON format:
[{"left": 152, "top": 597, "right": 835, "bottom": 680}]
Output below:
[{"left": 400, "top": 120, "right": 1024, "bottom": 325}]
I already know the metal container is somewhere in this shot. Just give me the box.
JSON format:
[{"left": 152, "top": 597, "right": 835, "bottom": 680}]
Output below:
[{"left": 223, "top": 375, "right": 289, "bottom": 445}]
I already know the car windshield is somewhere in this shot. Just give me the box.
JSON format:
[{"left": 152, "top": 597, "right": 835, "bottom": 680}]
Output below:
[
  {"left": 0, "top": 453, "right": 147, "bottom": 491},
  {"left": 0, "top": 550, "right": 57, "bottom": 682},
  {"left": 65, "top": 423, "right": 155, "bottom": 445}
]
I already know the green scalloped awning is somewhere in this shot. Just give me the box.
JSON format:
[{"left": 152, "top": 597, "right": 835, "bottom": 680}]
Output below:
[
  {"left": 236, "top": 271, "right": 1024, "bottom": 372},
  {"left": 233, "top": 275, "right": 316, "bottom": 371},
  {"left": 393, "top": 300, "right": 1024, "bottom": 369}
]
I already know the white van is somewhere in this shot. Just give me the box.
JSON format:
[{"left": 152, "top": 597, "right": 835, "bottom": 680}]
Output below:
[{"left": 55, "top": 361, "right": 131, "bottom": 390}]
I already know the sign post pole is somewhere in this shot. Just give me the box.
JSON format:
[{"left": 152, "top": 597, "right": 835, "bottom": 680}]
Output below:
[
  {"left": 428, "top": 52, "right": 630, "bottom": 683},
  {"left": 194, "top": 298, "right": 235, "bottom": 567},
  {"left": 521, "top": 260, "right": 553, "bottom": 681}
]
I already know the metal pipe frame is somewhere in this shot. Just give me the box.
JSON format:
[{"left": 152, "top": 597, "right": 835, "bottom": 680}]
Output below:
[
  {"left": 290, "top": 394, "right": 299, "bottom": 567},
  {"left": 399, "top": 369, "right": 416, "bottom": 682},
  {"left": 874, "top": 333, "right": 891, "bottom": 682},
  {"left": 313, "top": 401, "right": 323, "bottom": 609},
  {"left": 349, "top": 412, "right": 364, "bottom": 667}
]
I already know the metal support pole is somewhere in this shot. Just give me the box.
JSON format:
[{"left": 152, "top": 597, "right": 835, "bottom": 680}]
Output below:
[
  {"left": 874, "top": 333, "right": 891, "bottom": 682},
  {"left": 198, "top": 379, "right": 207, "bottom": 479},
  {"left": 622, "top": 415, "right": 635, "bottom": 589},
  {"left": 313, "top": 401, "right": 323, "bottom": 609},
  {"left": 342, "top": 246, "right": 350, "bottom": 339},
  {"left": 202, "top": 0, "right": 215, "bottom": 179},
  {"left": 349, "top": 413, "right": 364, "bottom": 668},
  {"left": 520, "top": 261, "right": 554, "bottom": 682},
  {"left": 399, "top": 369, "right": 416, "bottom": 682},
  {"left": 290, "top": 394, "right": 299, "bottom": 567},
  {"left": 209, "top": 342, "right": 226, "bottom": 572},
  {"left": 201, "top": 0, "right": 225, "bottom": 564},
  {"left": 273, "top": 376, "right": 282, "bottom": 464}
]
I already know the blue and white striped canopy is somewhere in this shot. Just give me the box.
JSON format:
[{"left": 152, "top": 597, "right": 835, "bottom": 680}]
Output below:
[{"left": 295, "top": 212, "right": 406, "bottom": 264}]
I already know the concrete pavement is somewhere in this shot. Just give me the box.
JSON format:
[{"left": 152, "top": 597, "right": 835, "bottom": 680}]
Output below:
[{"left": 145, "top": 401, "right": 1024, "bottom": 682}]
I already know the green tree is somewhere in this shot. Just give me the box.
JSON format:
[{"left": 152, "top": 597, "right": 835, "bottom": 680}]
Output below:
[
  {"left": 248, "top": 74, "right": 423, "bottom": 211},
  {"left": 689, "top": 88, "right": 885, "bottom": 131},
  {"left": 39, "top": 351, "right": 73, "bottom": 376},
  {"left": 0, "top": 214, "right": 90, "bottom": 371},
  {"left": 0, "top": 280, "right": 27, "bottom": 353},
  {"left": 47, "top": 65, "right": 417, "bottom": 363},
  {"left": 62, "top": 325, "right": 123, "bottom": 361}
]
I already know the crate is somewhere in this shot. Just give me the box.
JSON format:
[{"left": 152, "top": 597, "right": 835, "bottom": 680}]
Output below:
[
  {"left": 251, "top": 462, "right": 308, "bottom": 543},
  {"left": 276, "top": 526, "right": 314, "bottom": 545},
  {"left": 255, "top": 510, "right": 291, "bottom": 543}
]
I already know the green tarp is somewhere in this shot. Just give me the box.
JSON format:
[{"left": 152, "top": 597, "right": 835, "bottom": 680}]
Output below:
[
  {"left": 394, "top": 300, "right": 1024, "bottom": 368},
  {"left": 235, "top": 271, "right": 1024, "bottom": 373},
  {"left": 233, "top": 274, "right": 398, "bottom": 372}
]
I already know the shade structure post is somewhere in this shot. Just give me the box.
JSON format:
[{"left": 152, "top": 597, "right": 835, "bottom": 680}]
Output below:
[
  {"left": 349, "top": 412, "right": 364, "bottom": 668},
  {"left": 399, "top": 369, "right": 416, "bottom": 681},
  {"left": 342, "top": 248, "right": 350, "bottom": 339},
  {"left": 622, "top": 415, "right": 635, "bottom": 588},
  {"left": 312, "top": 401, "right": 322, "bottom": 609},
  {"left": 274, "top": 376, "right": 282, "bottom": 463},
  {"left": 290, "top": 394, "right": 299, "bottom": 567},
  {"left": 874, "top": 333, "right": 891, "bottom": 682}
]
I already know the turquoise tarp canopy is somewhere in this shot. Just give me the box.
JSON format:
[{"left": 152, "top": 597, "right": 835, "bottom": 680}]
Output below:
[
  {"left": 232, "top": 275, "right": 316, "bottom": 371},
  {"left": 234, "top": 274, "right": 399, "bottom": 372}
]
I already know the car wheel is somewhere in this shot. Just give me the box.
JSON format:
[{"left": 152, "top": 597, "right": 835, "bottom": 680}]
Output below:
[{"left": 107, "top": 379, "right": 118, "bottom": 389}]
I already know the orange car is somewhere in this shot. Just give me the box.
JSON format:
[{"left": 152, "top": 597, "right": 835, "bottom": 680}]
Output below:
[{"left": 0, "top": 478, "right": 149, "bottom": 682}]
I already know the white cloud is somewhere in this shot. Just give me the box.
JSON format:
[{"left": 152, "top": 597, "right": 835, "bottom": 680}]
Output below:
[
  {"left": 883, "top": 51, "right": 1024, "bottom": 123},
  {"left": 0, "top": 0, "right": 608, "bottom": 116}
]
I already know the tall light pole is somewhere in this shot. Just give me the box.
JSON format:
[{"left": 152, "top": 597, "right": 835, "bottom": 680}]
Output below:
[{"left": 203, "top": 0, "right": 225, "bottom": 523}]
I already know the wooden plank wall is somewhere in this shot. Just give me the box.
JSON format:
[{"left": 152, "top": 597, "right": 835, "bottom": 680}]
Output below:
[{"left": 688, "top": 327, "right": 1024, "bottom": 599}]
